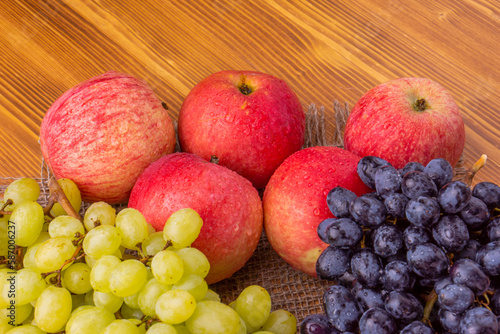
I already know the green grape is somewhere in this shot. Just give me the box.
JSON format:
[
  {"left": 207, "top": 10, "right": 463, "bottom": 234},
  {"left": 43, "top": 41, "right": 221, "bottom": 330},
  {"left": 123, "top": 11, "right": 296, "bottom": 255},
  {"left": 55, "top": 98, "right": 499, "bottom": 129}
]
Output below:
[
  {"left": 120, "top": 303, "right": 144, "bottom": 320},
  {"left": 84, "top": 290, "right": 95, "bottom": 306},
  {"left": 49, "top": 178, "right": 82, "bottom": 218},
  {"left": 3, "top": 178, "right": 40, "bottom": 211},
  {"left": 0, "top": 269, "right": 11, "bottom": 308},
  {"left": 10, "top": 201, "right": 44, "bottom": 247},
  {"left": 123, "top": 292, "right": 140, "bottom": 310},
  {"left": 83, "top": 202, "right": 116, "bottom": 231},
  {"left": 34, "top": 236, "right": 76, "bottom": 272},
  {"left": 0, "top": 322, "right": 14, "bottom": 333},
  {"left": 2, "top": 268, "right": 46, "bottom": 306},
  {"left": 145, "top": 322, "right": 178, "bottom": 334},
  {"left": 89, "top": 255, "right": 121, "bottom": 293},
  {"left": 172, "top": 274, "right": 208, "bottom": 302},
  {"left": 173, "top": 324, "right": 190, "bottom": 334},
  {"left": 259, "top": 309, "right": 297, "bottom": 334},
  {"left": 102, "top": 319, "right": 141, "bottom": 334},
  {"left": 93, "top": 290, "right": 123, "bottom": 313},
  {"left": 63, "top": 263, "right": 92, "bottom": 295},
  {"left": 151, "top": 250, "right": 183, "bottom": 285},
  {"left": 83, "top": 225, "right": 122, "bottom": 259},
  {"left": 185, "top": 300, "right": 242, "bottom": 334},
  {"left": 65, "top": 306, "right": 115, "bottom": 334},
  {"left": 23, "top": 232, "right": 51, "bottom": 271},
  {"left": 163, "top": 208, "right": 203, "bottom": 248},
  {"left": 0, "top": 219, "right": 9, "bottom": 257},
  {"left": 34, "top": 286, "right": 72, "bottom": 333},
  {"left": 4, "top": 324, "right": 45, "bottom": 333},
  {"left": 71, "top": 293, "right": 86, "bottom": 311},
  {"left": 108, "top": 259, "right": 147, "bottom": 297},
  {"left": 142, "top": 232, "right": 167, "bottom": 256},
  {"left": 237, "top": 316, "right": 247, "bottom": 334},
  {"left": 137, "top": 278, "right": 171, "bottom": 316},
  {"left": 115, "top": 208, "right": 149, "bottom": 250},
  {"left": 0, "top": 302, "right": 32, "bottom": 325},
  {"left": 202, "top": 289, "right": 221, "bottom": 302},
  {"left": 174, "top": 248, "right": 210, "bottom": 278},
  {"left": 155, "top": 289, "right": 196, "bottom": 325},
  {"left": 48, "top": 215, "right": 85, "bottom": 239},
  {"left": 128, "top": 318, "right": 146, "bottom": 334},
  {"left": 233, "top": 285, "right": 271, "bottom": 333}
]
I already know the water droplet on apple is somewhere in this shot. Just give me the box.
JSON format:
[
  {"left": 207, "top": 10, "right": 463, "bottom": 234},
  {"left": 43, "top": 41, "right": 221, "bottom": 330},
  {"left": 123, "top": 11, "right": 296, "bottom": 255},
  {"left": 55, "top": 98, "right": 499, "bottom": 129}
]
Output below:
[
  {"left": 323, "top": 188, "right": 330, "bottom": 196},
  {"left": 328, "top": 168, "right": 336, "bottom": 173},
  {"left": 313, "top": 208, "right": 321, "bottom": 216}
]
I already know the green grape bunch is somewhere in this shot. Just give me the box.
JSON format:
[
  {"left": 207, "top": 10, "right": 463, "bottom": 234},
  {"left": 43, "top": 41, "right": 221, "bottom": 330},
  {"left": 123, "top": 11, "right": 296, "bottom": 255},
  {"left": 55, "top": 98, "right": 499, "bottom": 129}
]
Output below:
[{"left": 0, "top": 176, "right": 297, "bottom": 333}]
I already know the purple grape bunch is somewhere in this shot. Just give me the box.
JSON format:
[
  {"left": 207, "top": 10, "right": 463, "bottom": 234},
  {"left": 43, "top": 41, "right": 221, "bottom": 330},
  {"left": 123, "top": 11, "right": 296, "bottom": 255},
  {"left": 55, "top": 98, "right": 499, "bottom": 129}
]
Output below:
[{"left": 303, "top": 156, "right": 500, "bottom": 334}]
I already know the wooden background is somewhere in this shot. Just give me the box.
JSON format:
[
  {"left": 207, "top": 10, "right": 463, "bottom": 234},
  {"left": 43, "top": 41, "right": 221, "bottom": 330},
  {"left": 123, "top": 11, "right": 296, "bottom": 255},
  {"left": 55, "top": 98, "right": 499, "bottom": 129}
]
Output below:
[{"left": 0, "top": 0, "right": 499, "bottom": 186}]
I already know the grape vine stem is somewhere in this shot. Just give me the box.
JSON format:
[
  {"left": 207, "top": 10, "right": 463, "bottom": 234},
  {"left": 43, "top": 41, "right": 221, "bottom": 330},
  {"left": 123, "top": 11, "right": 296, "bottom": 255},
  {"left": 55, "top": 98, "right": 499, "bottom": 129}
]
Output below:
[
  {"left": 464, "top": 154, "right": 487, "bottom": 187},
  {"left": 43, "top": 173, "right": 82, "bottom": 222},
  {"left": 422, "top": 289, "right": 438, "bottom": 324}
]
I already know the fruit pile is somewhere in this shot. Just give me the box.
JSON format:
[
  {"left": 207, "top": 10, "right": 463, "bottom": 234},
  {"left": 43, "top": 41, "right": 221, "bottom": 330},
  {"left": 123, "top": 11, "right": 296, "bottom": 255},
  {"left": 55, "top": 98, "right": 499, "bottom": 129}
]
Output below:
[
  {"left": 0, "top": 177, "right": 297, "bottom": 333},
  {"left": 303, "top": 156, "right": 500, "bottom": 333}
]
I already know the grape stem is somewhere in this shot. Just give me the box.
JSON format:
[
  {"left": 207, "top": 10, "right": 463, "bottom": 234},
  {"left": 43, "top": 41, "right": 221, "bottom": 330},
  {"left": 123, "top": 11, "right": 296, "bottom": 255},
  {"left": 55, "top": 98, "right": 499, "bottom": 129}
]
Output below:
[
  {"left": 0, "top": 199, "right": 13, "bottom": 216},
  {"left": 41, "top": 241, "right": 84, "bottom": 287},
  {"left": 43, "top": 173, "right": 82, "bottom": 222},
  {"left": 464, "top": 154, "right": 487, "bottom": 187},
  {"left": 422, "top": 289, "right": 438, "bottom": 324}
]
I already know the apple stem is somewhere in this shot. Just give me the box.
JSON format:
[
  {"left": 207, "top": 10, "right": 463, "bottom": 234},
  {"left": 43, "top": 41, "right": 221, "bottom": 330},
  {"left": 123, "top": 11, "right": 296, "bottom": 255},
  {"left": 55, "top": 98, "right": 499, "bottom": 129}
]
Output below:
[
  {"left": 413, "top": 98, "right": 428, "bottom": 112},
  {"left": 464, "top": 154, "right": 487, "bottom": 187},
  {"left": 210, "top": 155, "right": 220, "bottom": 164}
]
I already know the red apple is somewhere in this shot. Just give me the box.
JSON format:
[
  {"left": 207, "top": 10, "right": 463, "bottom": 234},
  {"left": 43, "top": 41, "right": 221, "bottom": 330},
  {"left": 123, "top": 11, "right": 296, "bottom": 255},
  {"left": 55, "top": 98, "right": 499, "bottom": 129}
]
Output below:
[
  {"left": 40, "top": 71, "right": 176, "bottom": 204},
  {"left": 177, "top": 70, "right": 305, "bottom": 189},
  {"left": 344, "top": 77, "right": 465, "bottom": 169},
  {"left": 263, "top": 146, "right": 372, "bottom": 277},
  {"left": 128, "top": 152, "right": 263, "bottom": 284}
]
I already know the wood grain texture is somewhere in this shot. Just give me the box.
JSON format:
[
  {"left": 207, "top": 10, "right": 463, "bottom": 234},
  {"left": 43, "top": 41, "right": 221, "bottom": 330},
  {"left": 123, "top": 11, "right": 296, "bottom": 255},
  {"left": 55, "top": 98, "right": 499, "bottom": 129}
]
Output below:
[{"left": 0, "top": 0, "right": 499, "bottom": 186}]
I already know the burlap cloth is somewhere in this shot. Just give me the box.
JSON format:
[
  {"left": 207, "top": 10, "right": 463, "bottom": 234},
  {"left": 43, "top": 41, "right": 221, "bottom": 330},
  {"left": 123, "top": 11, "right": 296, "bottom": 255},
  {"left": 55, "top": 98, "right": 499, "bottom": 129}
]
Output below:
[{"left": 0, "top": 102, "right": 467, "bottom": 329}]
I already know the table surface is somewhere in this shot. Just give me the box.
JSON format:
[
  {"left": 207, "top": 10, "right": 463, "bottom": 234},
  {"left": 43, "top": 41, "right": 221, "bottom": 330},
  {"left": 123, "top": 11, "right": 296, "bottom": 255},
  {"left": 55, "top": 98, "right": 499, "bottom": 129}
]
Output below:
[{"left": 1, "top": 1, "right": 498, "bottom": 186}]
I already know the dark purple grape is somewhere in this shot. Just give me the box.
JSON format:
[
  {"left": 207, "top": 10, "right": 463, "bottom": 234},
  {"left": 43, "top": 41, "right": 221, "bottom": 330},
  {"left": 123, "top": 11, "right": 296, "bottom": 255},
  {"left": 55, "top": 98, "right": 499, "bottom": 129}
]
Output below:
[
  {"left": 437, "top": 181, "right": 472, "bottom": 214},
  {"left": 486, "top": 216, "right": 500, "bottom": 242},
  {"left": 432, "top": 215, "right": 470, "bottom": 253},
  {"left": 323, "top": 285, "right": 363, "bottom": 332},
  {"left": 491, "top": 289, "right": 500, "bottom": 315},
  {"left": 472, "top": 181, "right": 500, "bottom": 210},
  {"left": 403, "top": 225, "right": 431, "bottom": 249},
  {"left": 407, "top": 243, "right": 450, "bottom": 279},
  {"left": 374, "top": 165, "right": 402, "bottom": 199},
  {"left": 401, "top": 171, "right": 438, "bottom": 199},
  {"left": 325, "top": 218, "right": 363, "bottom": 248},
  {"left": 384, "top": 291, "right": 423, "bottom": 324},
  {"left": 400, "top": 161, "right": 425, "bottom": 176},
  {"left": 438, "top": 283, "right": 475, "bottom": 314},
  {"left": 326, "top": 186, "right": 357, "bottom": 218},
  {"left": 349, "top": 195, "right": 387, "bottom": 228},
  {"left": 318, "top": 218, "right": 336, "bottom": 243},
  {"left": 449, "top": 258, "right": 490, "bottom": 296},
  {"left": 384, "top": 193, "right": 409, "bottom": 219},
  {"left": 357, "top": 156, "right": 392, "bottom": 189},
  {"left": 400, "top": 320, "right": 434, "bottom": 334},
  {"left": 381, "top": 260, "right": 415, "bottom": 292},
  {"left": 371, "top": 224, "right": 403, "bottom": 258},
  {"left": 351, "top": 248, "right": 383, "bottom": 288},
  {"left": 405, "top": 195, "right": 441, "bottom": 228},
  {"left": 438, "top": 308, "right": 462, "bottom": 333},
  {"left": 316, "top": 246, "right": 352, "bottom": 280},
  {"left": 454, "top": 239, "right": 482, "bottom": 261},
  {"left": 424, "top": 158, "right": 454, "bottom": 189},
  {"left": 459, "top": 307, "right": 498, "bottom": 334},
  {"left": 476, "top": 240, "right": 500, "bottom": 276},
  {"left": 351, "top": 281, "right": 387, "bottom": 311},
  {"left": 460, "top": 196, "right": 491, "bottom": 230},
  {"left": 358, "top": 307, "right": 397, "bottom": 334},
  {"left": 434, "top": 276, "right": 453, "bottom": 295},
  {"left": 299, "top": 314, "right": 339, "bottom": 334}
]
